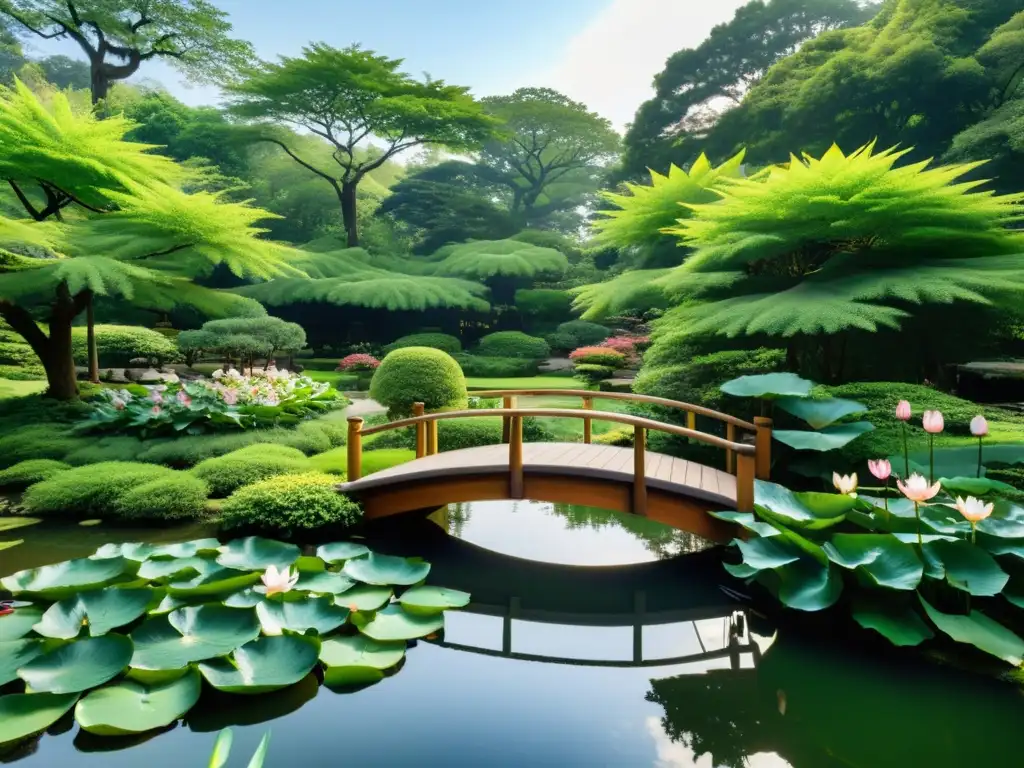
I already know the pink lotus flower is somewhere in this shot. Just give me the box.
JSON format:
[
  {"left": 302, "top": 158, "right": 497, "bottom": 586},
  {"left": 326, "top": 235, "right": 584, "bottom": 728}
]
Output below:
[
  {"left": 261, "top": 565, "right": 299, "bottom": 597},
  {"left": 867, "top": 459, "right": 891, "bottom": 481},
  {"left": 895, "top": 400, "right": 911, "bottom": 421},
  {"left": 922, "top": 410, "right": 944, "bottom": 434},
  {"left": 151, "top": 405, "right": 162, "bottom": 415},
  {"left": 149, "top": 391, "right": 163, "bottom": 404},
  {"left": 176, "top": 390, "right": 192, "bottom": 407},
  {"left": 970, "top": 415, "right": 988, "bottom": 437},
  {"left": 897, "top": 473, "right": 941, "bottom": 503},
  {"left": 954, "top": 495, "right": 993, "bottom": 523},
  {"left": 222, "top": 389, "right": 238, "bottom": 405}
]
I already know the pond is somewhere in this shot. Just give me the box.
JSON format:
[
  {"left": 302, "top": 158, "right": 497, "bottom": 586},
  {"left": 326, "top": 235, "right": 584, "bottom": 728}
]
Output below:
[{"left": 3, "top": 499, "right": 1024, "bottom": 767}]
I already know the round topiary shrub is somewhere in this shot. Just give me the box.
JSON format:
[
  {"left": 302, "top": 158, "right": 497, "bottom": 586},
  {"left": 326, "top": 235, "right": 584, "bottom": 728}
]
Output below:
[
  {"left": 557, "top": 320, "right": 611, "bottom": 347},
  {"left": 384, "top": 333, "right": 462, "bottom": 355},
  {"left": 0, "top": 459, "right": 71, "bottom": 490},
  {"left": 220, "top": 472, "right": 362, "bottom": 534},
  {"left": 570, "top": 346, "right": 627, "bottom": 367},
  {"left": 112, "top": 474, "right": 210, "bottom": 520},
  {"left": 71, "top": 325, "right": 182, "bottom": 367},
  {"left": 544, "top": 331, "right": 578, "bottom": 354},
  {"left": 573, "top": 364, "right": 616, "bottom": 384},
  {"left": 191, "top": 444, "right": 311, "bottom": 497},
  {"left": 476, "top": 331, "right": 550, "bottom": 360},
  {"left": 370, "top": 347, "right": 468, "bottom": 416}
]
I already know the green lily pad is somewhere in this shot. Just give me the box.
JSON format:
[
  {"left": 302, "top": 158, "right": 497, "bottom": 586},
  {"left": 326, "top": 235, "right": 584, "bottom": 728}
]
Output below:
[
  {"left": 256, "top": 596, "right": 349, "bottom": 636},
  {"left": 707, "top": 511, "right": 780, "bottom": 537},
  {"left": 923, "top": 540, "right": 1009, "bottom": 596},
  {"left": 823, "top": 534, "right": 923, "bottom": 591},
  {"left": 343, "top": 553, "right": 430, "bottom": 586},
  {"left": 0, "top": 639, "right": 46, "bottom": 685},
  {"left": 316, "top": 541, "right": 371, "bottom": 563},
  {"left": 217, "top": 537, "right": 300, "bottom": 572},
  {"left": 356, "top": 604, "right": 443, "bottom": 641},
  {"left": 398, "top": 586, "right": 471, "bottom": 613},
  {"left": 319, "top": 635, "right": 405, "bottom": 687},
  {"left": 772, "top": 422, "right": 874, "bottom": 452},
  {"left": 0, "top": 539, "right": 22, "bottom": 552},
  {"left": 0, "top": 605, "right": 44, "bottom": 640},
  {"left": 137, "top": 556, "right": 209, "bottom": 581},
  {"left": 773, "top": 559, "right": 843, "bottom": 612},
  {"left": 724, "top": 561, "right": 761, "bottom": 579},
  {"left": 720, "top": 372, "right": 813, "bottom": 399},
  {"left": 74, "top": 669, "right": 202, "bottom": 736},
  {"left": 295, "top": 571, "right": 357, "bottom": 595},
  {"left": 148, "top": 538, "right": 222, "bottom": 558},
  {"left": 198, "top": 635, "right": 320, "bottom": 694},
  {"left": 976, "top": 502, "right": 1024, "bottom": 539},
  {"left": 130, "top": 605, "right": 260, "bottom": 671},
  {"left": 0, "top": 692, "right": 79, "bottom": 746},
  {"left": 775, "top": 396, "right": 867, "bottom": 429},
  {"left": 1, "top": 556, "right": 128, "bottom": 597},
  {"left": 18, "top": 634, "right": 133, "bottom": 694},
  {"left": 939, "top": 476, "right": 1017, "bottom": 496},
  {"left": 92, "top": 542, "right": 157, "bottom": 561},
  {"left": 852, "top": 599, "right": 934, "bottom": 646},
  {"left": 754, "top": 480, "right": 855, "bottom": 530},
  {"left": 166, "top": 560, "right": 261, "bottom": 597},
  {"left": 223, "top": 588, "right": 263, "bottom": 608},
  {"left": 125, "top": 666, "right": 192, "bottom": 686},
  {"left": 0, "top": 516, "right": 41, "bottom": 532},
  {"left": 34, "top": 588, "right": 156, "bottom": 640},
  {"left": 920, "top": 595, "right": 1024, "bottom": 665},
  {"left": 333, "top": 585, "right": 392, "bottom": 612},
  {"left": 736, "top": 537, "right": 801, "bottom": 570}
]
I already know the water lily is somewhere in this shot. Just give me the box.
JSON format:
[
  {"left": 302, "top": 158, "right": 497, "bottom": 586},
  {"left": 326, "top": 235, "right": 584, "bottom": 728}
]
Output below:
[
  {"left": 832, "top": 472, "right": 858, "bottom": 496},
  {"left": 867, "top": 459, "right": 891, "bottom": 481},
  {"left": 261, "top": 565, "right": 299, "bottom": 596},
  {"left": 896, "top": 400, "right": 911, "bottom": 477},
  {"left": 955, "top": 495, "right": 993, "bottom": 544},
  {"left": 112, "top": 397, "right": 126, "bottom": 411},
  {"left": 922, "top": 409, "right": 944, "bottom": 483},
  {"left": 177, "top": 390, "right": 192, "bottom": 407},
  {"left": 971, "top": 415, "right": 988, "bottom": 478},
  {"left": 898, "top": 472, "right": 942, "bottom": 544},
  {"left": 895, "top": 400, "right": 911, "bottom": 421},
  {"left": 151, "top": 405, "right": 162, "bottom": 416}
]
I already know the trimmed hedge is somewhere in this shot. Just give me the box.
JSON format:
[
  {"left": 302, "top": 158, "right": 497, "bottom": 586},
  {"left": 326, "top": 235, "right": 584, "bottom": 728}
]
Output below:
[
  {"left": 220, "top": 472, "right": 362, "bottom": 534},
  {"left": 364, "top": 415, "right": 554, "bottom": 452},
  {"left": 192, "top": 444, "right": 311, "bottom": 497},
  {"left": 0, "top": 459, "right": 70, "bottom": 490},
  {"left": 384, "top": 333, "right": 462, "bottom": 355},
  {"left": 515, "top": 289, "right": 573, "bottom": 323},
  {"left": 454, "top": 354, "right": 540, "bottom": 378},
  {"left": 557, "top": 320, "right": 610, "bottom": 347},
  {"left": 370, "top": 347, "right": 468, "bottom": 416},
  {"left": 544, "top": 331, "right": 578, "bottom": 354},
  {"left": 476, "top": 331, "right": 550, "bottom": 360},
  {"left": 112, "top": 474, "right": 210, "bottom": 520},
  {"left": 570, "top": 347, "right": 627, "bottom": 367},
  {"left": 71, "top": 325, "right": 182, "bottom": 366},
  {"left": 307, "top": 446, "right": 416, "bottom": 477},
  {"left": 573, "top": 364, "right": 616, "bottom": 384}
]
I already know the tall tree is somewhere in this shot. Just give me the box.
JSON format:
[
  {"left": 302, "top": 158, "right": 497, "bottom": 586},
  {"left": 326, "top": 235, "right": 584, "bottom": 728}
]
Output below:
[
  {"left": 0, "top": 0, "right": 254, "bottom": 103},
  {"left": 227, "top": 43, "right": 500, "bottom": 247}
]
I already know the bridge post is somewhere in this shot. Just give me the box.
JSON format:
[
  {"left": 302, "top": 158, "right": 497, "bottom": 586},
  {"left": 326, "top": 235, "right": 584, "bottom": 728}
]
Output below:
[
  {"left": 582, "top": 396, "right": 593, "bottom": 444},
  {"left": 726, "top": 423, "right": 736, "bottom": 474},
  {"left": 736, "top": 452, "right": 755, "bottom": 512},
  {"left": 754, "top": 417, "right": 773, "bottom": 480},
  {"left": 428, "top": 420, "right": 439, "bottom": 455},
  {"left": 509, "top": 415, "right": 524, "bottom": 498},
  {"left": 633, "top": 425, "right": 647, "bottom": 515},
  {"left": 413, "top": 402, "right": 426, "bottom": 458},
  {"left": 501, "top": 395, "right": 516, "bottom": 443},
  {"left": 347, "top": 417, "right": 364, "bottom": 481}
]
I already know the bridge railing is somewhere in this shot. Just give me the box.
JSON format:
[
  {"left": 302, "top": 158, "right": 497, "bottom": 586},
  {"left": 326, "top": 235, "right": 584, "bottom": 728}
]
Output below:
[{"left": 346, "top": 393, "right": 771, "bottom": 512}]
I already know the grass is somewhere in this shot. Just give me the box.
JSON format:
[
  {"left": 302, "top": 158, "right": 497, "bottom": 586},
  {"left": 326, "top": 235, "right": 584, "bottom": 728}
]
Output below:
[
  {"left": 466, "top": 375, "right": 581, "bottom": 391},
  {"left": 308, "top": 446, "right": 416, "bottom": 477},
  {"left": 0, "top": 379, "right": 47, "bottom": 399}
]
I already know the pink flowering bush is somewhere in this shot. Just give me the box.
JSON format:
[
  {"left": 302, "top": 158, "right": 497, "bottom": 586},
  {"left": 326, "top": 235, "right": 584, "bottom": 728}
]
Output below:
[
  {"left": 569, "top": 346, "right": 626, "bottom": 368},
  {"left": 337, "top": 353, "right": 381, "bottom": 372}
]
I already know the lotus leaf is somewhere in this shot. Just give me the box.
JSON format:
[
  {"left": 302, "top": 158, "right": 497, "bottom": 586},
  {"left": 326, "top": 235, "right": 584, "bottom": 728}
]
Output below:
[
  {"left": 0, "top": 516, "right": 41, "bottom": 532},
  {"left": 316, "top": 541, "right": 370, "bottom": 563},
  {"left": 923, "top": 540, "right": 1009, "bottom": 596},
  {"left": 0, "top": 539, "right": 22, "bottom": 551},
  {"left": 823, "top": 534, "right": 923, "bottom": 591},
  {"left": 724, "top": 561, "right": 761, "bottom": 579},
  {"left": 356, "top": 604, "right": 443, "bottom": 641},
  {"left": 0, "top": 692, "right": 79, "bottom": 745},
  {"left": 217, "top": 537, "right": 300, "bottom": 572},
  {"left": 983, "top": 537, "right": 1024, "bottom": 559},
  {"left": 34, "top": 588, "right": 156, "bottom": 639},
  {"left": 920, "top": 506, "right": 971, "bottom": 537},
  {"left": 319, "top": 635, "right": 405, "bottom": 687},
  {"left": 333, "top": 585, "right": 392, "bottom": 611},
  {"left": 976, "top": 501, "right": 1024, "bottom": 539},
  {"left": 74, "top": 669, "right": 202, "bottom": 736},
  {"left": 892, "top": 533, "right": 956, "bottom": 544},
  {"left": 775, "top": 559, "right": 843, "bottom": 611},
  {"left": 1, "top": 556, "right": 128, "bottom": 597},
  {"left": 775, "top": 396, "right": 867, "bottom": 429},
  {"left": 735, "top": 537, "right": 801, "bottom": 570},
  {"left": 920, "top": 596, "right": 1024, "bottom": 665},
  {"left": 719, "top": 372, "right": 813, "bottom": 399},
  {"left": 0, "top": 639, "right": 46, "bottom": 685},
  {"left": 92, "top": 542, "right": 157, "bottom": 561},
  {"left": 223, "top": 588, "right": 263, "bottom": 608},
  {"left": 137, "top": 556, "right": 209, "bottom": 581},
  {"left": 851, "top": 599, "right": 934, "bottom": 646},
  {"left": 148, "top": 538, "right": 222, "bottom": 558},
  {"left": 19, "top": 634, "right": 133, "bottom": 693},
  {"left": 398, "top": 586, "right": 471, "bottom": 613},
  {"left": 754, "top": 481, "right": 855, "bottom": 529},
  {"left": 0, "top": 605, "right": 43, "bottom": 640},
  {"left": 130, "top": 606, "right": 260, "bottom": 670},
  {"left": 343, "top": 552, "right": 430, "bottom": 586},
  {"left": 198, "top": 635, "right": 320, "bottom": 694},
  {"left": 772, "top": 422, "right": 874, "bottom": 452},
  {"left": 256, "top": 596, "right": 349, "bottom": 636},
  {"left": 939, "top": 477, "right": 1017, "bottom": 497},
  {"left": 125, "top": 666, "right": 192, "bottom": 685},
  {"left": 166, "top": 560, "right": 261, "bottom": 597},
  {"left": 708, "top": 511, "right": 780, "bottom": 538},
  {"left": 295, "top": 571, "right": 357, "bottom": 595},
  {"left": 186, "top": 674, "right": 319, "bottom": 732}
]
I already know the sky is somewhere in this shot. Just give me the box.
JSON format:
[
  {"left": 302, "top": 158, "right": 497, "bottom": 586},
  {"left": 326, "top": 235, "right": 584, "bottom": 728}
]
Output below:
[{"left": 19, "top": 0, "right": 751, "bottom": 133}]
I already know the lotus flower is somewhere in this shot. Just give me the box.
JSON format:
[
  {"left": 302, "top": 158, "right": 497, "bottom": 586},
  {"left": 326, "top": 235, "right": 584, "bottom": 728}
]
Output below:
[
  {"left": 895, "top": 400, "right": 911, "bottom": 421},
  {"left": 955, "top": 495, "right": 993, "bottom": 523},
  {"left": 176, "top": 390, "right": 192, "bottom": 407},
  {"left": 222, "top": 389, "right": 238, "bottom": 405},
  {"left": 897, "top": 473, "right": 941, "bottom": 503},
  {"left": 261, "top": 565, "right": 299, "bottom": 596},
  {"left": 867, "top": 459, "right": 891, "bottom": 481},
  {"left": 970, "top": 415, "right": 988, "bottom": 437},
  {"left": 112, "top": 397, "right": 125, "bottom": 411},
  {"left": 151, "top": 405, "right": 161, "bottom": 415},
  {"left": 832, "top": 472, "right": 858, "bottom": 496},
  {"left": 149, "top": 390, "right": 164, "bottom": 404},
  {"left": 922, "top": 410, "right": 944, "bottom": 434}
]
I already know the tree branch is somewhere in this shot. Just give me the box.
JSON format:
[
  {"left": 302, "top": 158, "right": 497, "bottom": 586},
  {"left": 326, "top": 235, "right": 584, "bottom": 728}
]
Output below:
[
  {"left": 0, "top": 300, "right": 49, "bottom": 355},
  {"left": 260, "top": 137, "right": 340, "bottom": 188},
  {"left": 8, "top": 181, "right": 44, "bottom": 220},
  {"left": 40, "top": 182, "right": 107, "bottom": 214},
  {"left": 2, "top": 8, "right": 67, "bottom": 39}
]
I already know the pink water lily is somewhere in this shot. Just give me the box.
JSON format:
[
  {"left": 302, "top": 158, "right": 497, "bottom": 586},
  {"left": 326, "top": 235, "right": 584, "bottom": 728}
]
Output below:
[
  {"left": 896, "top": 400, "right": 911, "bottom": 421},
  {"left": 176, "top": 390, "right": 192, "bottom": 407},
  {"left": 867, "top": 459, "right": 891, "bottom": 481},
  {"left": 261, "top": 565, "right": 299, "bottom": 596},
  {"left": 955, "top": 495, "right": 993, "bottom": 544},
  {"left": 922, "top": 410, "right": 944, "bottom": 434},
  {"left": 897, "top": 473, "right": 941, "bottom": 502},
  {"left": 150, "top": 405, "right": 161, "bottom": 416},
  {"left": 970, "top": 415, "right": 988, "bottom": 437}
]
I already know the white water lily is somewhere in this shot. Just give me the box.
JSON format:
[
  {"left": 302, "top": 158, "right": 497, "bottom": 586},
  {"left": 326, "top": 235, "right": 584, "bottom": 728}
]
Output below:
[
  {"left": 832, "top": 472, "right": 858, "bottom": 496},
  {"left": 261, "top": 565, "right": 299, "bottom": 596},
  {"left": 954, "top": 495, "right": 993, "bottom": 524},
  {"left": 897, "top": 473, "right": 941, "bottom": 503}
]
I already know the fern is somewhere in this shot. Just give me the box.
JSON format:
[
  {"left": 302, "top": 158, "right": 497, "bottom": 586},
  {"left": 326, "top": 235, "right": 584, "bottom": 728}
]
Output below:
[
  {"left": 569, "top": 268, "right": 673, "bottom": 320},
  {"left": 434, "top": 239, "right": 568, "bottom": 279}
]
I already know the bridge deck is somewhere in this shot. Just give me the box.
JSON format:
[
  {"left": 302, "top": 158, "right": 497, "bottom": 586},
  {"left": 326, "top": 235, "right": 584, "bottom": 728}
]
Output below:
[{"left": 340, "top": 442, "right": 737, "bottom": 508}]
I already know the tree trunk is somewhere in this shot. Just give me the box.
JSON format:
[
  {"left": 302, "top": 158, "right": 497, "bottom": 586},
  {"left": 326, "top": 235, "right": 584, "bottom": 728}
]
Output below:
[
  {"left": 90, "top": 67, "right": 109, "bottom": 106},
  {"left": 86, "top": 293, "right": 99, "bottom": 383},
  {"left": 341, "top": 182, "right": 359, "bottom": 247},
  {"left": 43, "top": 316, "right": 79, "bottom": 400}
]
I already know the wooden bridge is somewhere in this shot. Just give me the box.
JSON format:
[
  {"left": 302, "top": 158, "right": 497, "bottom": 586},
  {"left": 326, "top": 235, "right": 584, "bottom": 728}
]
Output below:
[{"left": 340, "top": 389, "right": 772, "bottom": 542}]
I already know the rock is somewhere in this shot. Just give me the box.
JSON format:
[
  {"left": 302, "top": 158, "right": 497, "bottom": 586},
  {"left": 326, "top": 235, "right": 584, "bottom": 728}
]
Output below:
[{"left": 136, "top": 368, "right": 163, "bottom": 383}]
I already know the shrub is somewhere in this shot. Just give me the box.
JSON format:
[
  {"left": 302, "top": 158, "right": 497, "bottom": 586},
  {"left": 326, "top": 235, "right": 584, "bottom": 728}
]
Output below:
[
  {"left": 544, "top": 332, "right": 578, "bottom": 354},
  {"left": 192, "top": 444, "right": 311, "bottom": 497},
  {"left": 593, "top": 426, "right": 635, "bottom": 447},
  {"left": 515, "top": 289, "right": 573, "bottom": 323},
  {"left": 0, "top": 363, "right": 45, "bottom": 380},
  {"left": 370, "top": 347, "right": 468, "bottom": 416},
  {"left": 0, "top": 459, "right": 70, "bottom": 489},
  {"left": 63, "top": 436, "right": 147, "bottom": 465},
  {"left": 220, "top": 472, "right": 362, "bottom": 534},
  {"left": 573, "top": 364, "right": 616, "bottom": 384},
  {"left": 21, "top": 461, "right": 179, "bottom": 518},
  {"left": 476, "top": 331, "right": 550, "bottom": 359},
  {"left": 557, "top": 320, "right": 610, "bottom": 347},
  {"left": 0, "top": 340, "right": 37, "bottom": 366},
  {"left": 570, "top": 346, "right": 627, "bottom": 367},
  {"left": 0, "top": 425, "right": 86, "bottom": 469},
  {"left": 602, "top": 335, "right": 650, "bottom": 355},
  {"left": 112, "top": 474, "right": 210, "bottom": 520},
  {"left": 337, "top": 354, "right": 380, "bottom": 372},
  {"left": 71, "top": 325, "right": 181, "bottom": 366},
  {"left": 453, "top": 354, "right": 540, "bottom": 378},
  {"left": 361, "top": 415, "right": 553, "bottom": 452},
  {"left": 384, "top": 333, "right": 462, "bottom": 355}
]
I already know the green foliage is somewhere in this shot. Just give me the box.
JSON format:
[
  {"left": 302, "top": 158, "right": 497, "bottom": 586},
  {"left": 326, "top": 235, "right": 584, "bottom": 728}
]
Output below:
[
  {"left": 370, "top": 347, "right": 468, "bottom": 416},
  {"left": 476, "top": 331, "right": 550, "bottom": 360},
  {"left": 220, "top": 472, "right": 362, "bottom": 534},
  {"left": 71, "top": 324, "right": 181, "bottom": 366},
  {"left": 570, "top": 347, "right": 626, "bottom": 367},
  {"left": 112, "top": 473, "right": 210, "bottom": 521},
  {"left": 383, "top": 333, "right": 462, "bottom": 355},
  {"left": 453, "top": 354, "right": 540, "bottom": 378},
  {"left": 0, "top": 424, "right": 85, "bottom": 468},
  {"left": 0, "top": 458, "right": 69, "bottom": 489},
  {"left": 573, "top": 364, "right": 615, "bottom": 384},
  {"left": 434, "top": 239, "right": 569, "bottom": 281},
  {"left": 555, "top": 320, "right": 611, "bottom": 347},
  {"left": 543, "top": 332, "right": 578, "bottom": 354},
  {"left": 179, "top": 316, "right": 306, "bottom": 361},
  {"left": 191, "top": 444, "right": 311, "bottom": 497},
  {"left": 362, "top": 416, "right": 553, "bottom": 453},
  {"left": 514, "top": 289, "right": 573, "bottom": 325}
]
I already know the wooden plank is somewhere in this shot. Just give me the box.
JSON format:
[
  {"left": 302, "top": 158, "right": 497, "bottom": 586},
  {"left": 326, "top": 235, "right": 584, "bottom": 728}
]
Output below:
[
  {"left": 669, "top": 457, "right": 690, "bottom": 486},
  {"left": 606, "top": 447, "right": 634, "bottom": 474},
  {"left": 647, "top": 452, "right": 668, "bottom": 481},
  {"left": 717, "top": 470, "right": 738, "bottom": 501},
  {"left": 702, "top": 467, "right": 720, "bottom": 496},
  {"left": 685, "top": 461, "right": 702, "bottom": 489}
]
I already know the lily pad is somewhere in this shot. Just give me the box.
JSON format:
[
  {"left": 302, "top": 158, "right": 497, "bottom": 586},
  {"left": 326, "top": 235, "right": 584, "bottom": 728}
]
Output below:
[
  {"left": 333, "top": 585, "right": 392, "bottom": 612},
  {"left": 0, "top": 692, "right": 79, "bottom": 746},
  {"left": 823, "top": 534, "right": 923, "bottom": 591},
  {"left": 166, "top": 560, "right": 261, "bottom": 597},
  {"left": 217, "top": 537, "right": 300, "bottom": 572},
  {"left": 724, "top": 561, "right": 761, "bottom": 579},
  {"left": 774, "top": 559, "right": 843, "bottom": 612},
  {"left": 256, "top": 596, "right": 349, "bottom": 636},
  {"left": 707, "top": 511, "right": 780, "bottom": 538},
  {"left": 754, "top": 480, "right": 855, "bottom": 530},
  {"left": 319, "top": 635, "right": 405, "bottom": 687},
  {"left": 920, "top": 595, "right": 1024, "bottom": 665},
  {"left": 18, "top": 634, "right": 133, "bottom": 693},
  {"left": 775, "top": 396, "right": 867, "bottom": 429},
  {"left": 343, "top": 553, "right": 430, "bottom": 586},
  {"left": 735, "top": 537, "right": 801, "bottom": 570},
  {"left": 130, "top": 605, "right": 260, "bottom": 671},
  {"left": 772, "top": 422, "right": 874, "bottom": 452},
  {"left": 398, "top": 586, "right": 471, "bottom": 613},
  {"left": 0, "top": 516, "right": 41, "bottom": 532},
  {"left": 223, "top": 588, "right": 263, "bottom": 608},
  {"left": 92, "top": 542, "right": 156, "bottom": 561},
  {"left": 0, "top": 605, "right": 44, "bottom": 640},
  {"left": 295, "top": 571, "right": 357, "bottom": 595},
  {"left": 137, "top": 556, "right": 209, "bottom": 581},
  {"left": 148, "top": 538, "right": 222, "bottom": 558},
  {"left": 0, "top": 539, "right": 22, "bottom": 551},
  {"left": 923, "top": 540, "right": 1009, "bottom": 596},
  {"left": 0, "top": 639, "right": 46, "bottom": 686},
  {"left": 74, "top": 669, "right": 202, "bottom": 736},
  {"left": 34, "top": 588, "right": 156, "bottom": 639},
  {"left": 976, "top": 502, "right": 1024, "bottom": 539},
  {"left": 316, "top": 541, "right": 370, "bottom": 563},
  {"left": 852, "top": 599, "right": 934, "bottom": 647},
  {"left": 1, "top": 556, "right": 128, "bottom": 597},
  {"left": 720, "top": 372, "right": 813, "bottom": 399},
  {"left": 198, "top": 635, "right": 320, "bottom": 694},
  {"left": 356, "top": 604, "right": 443, "bottom": 641},
  {"left": 939, "top": 476, "right": 1017, "bottom": 497}
]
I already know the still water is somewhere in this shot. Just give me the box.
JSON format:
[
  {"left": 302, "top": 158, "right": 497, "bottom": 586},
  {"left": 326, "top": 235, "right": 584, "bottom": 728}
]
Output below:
[{"left": 3, "top": 499, "right": 1024, "bottom": 767}]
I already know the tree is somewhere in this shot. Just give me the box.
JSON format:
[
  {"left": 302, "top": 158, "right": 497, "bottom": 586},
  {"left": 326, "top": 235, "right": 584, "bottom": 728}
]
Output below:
[
  {"left": 0, "top": 0, "right": 254, "bottom": 104},
  {"left": 227, "top": 43, "right": 501, "bottom": 247},
  {"left": 180, "top": 315, "right": 306, "bottom": 369},
  {"left": 433, "top": 238, "right": 568, "bottom": 305}
]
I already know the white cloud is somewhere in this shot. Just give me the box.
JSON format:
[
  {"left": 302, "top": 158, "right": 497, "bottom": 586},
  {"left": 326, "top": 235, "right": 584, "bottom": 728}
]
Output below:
[{"left": 542, "top": 0, "right": 751, "bottom": 132}]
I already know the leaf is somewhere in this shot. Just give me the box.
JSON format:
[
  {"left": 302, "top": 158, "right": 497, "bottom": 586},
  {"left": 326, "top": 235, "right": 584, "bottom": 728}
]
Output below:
[
  {"left": 319, "top": 635, "right": 405, "bottom": 687},
  {"left": 74, "top": 669, "right": 202, "bottom": 736},
  {"left": 919, "top": 595, "right": 1024, "bottom": 665},
  {"left": 0, "top": 517, "right": 41, "bottom": 532},
  {"left": 130, "top": 605, "right": 260, "bottom": 671},
  {"left": 719, "top": 372, "right": 813, "bottom": 399},
  {"left": 34, "top": 588, "right": 155, "bottom": 639},
  {"left": 754, "top": 480, "right": 855, "bottom": 529},
  {"left": 772, "top": 422, "right": 874, "bottom": 452},
  {"left": 356, "top": 604, "right": 444, "bottom": 641},
  {"left": 823, "top": 534, "right": 923, "bottom": 590},
  {"left": 773, "top": 559, "right": 843, "bottom": 611},
  {"left": 198, "top": 635, "right": 320, "bottom": 694},
  {"left": 0, "top": 639, "right": 46, "bottom": 686},
  {"left": 208, "top": 728, "right": 234, "bottom": 768},
  {"left": 148, "top": 538, "right": 222, "bottom": 558},
  {"left": 0, "top": 539, "right": 22, "bottom": 551},
  {"left": 333, "top": 585, "right": 392, "bottom": 611},
  {"left": 294, "top": 571, "right": 357, "bottom": 595},
  {"left": 247, "top": 732, "right": 272, "bottom": 768},
  {"left": 0, "top": 605, "right": 44, "bottom": 640},
  {"left": 0, "top": 692, "right": 79, "bottom": 746},
  {"left": 223, "top": 589, "right": 263, "bottom": 608},
  {"left": 217, "top": 537, "right": 301, "bottom": 572},
  {"left": 939, "top": 476, "right": 1017, "bottom": 496},
  {"left": 166, "top": 560, "right": 262, "bottom": 597},
  {"left": 343, "top": 553, "right": 430, "bottom": 586},
  {"left": 18, "top": 635, "right": 133, "bottom": 694},
  {"left": 92, "top": 542, "right": 157, "bottom": 561},
  {"left": 851, "top": 599, "right": 934, "bottom": 646},
  {"left": 735, "top": 537, "right": 801, "bottom": 570},
  {"left": 775, "top": 396, "right": 867, "bottom": 429},
  {"left": 1, "top": 556, "right": 128, "bottom": 597},
  {"left": 255, "top": 596, "right": 349, "bottom": 636},
  {"left": 138, "top": 556, "right": 209, "bottom": 581},
  {"left": 976, "top": 501, "right": 1024, "bottom": 539},
  {"left": 707, "top": 510, "right": 781, "bottom": 537},
  {"left": 923, "top": 540, "right": 1009, "bottom": 596},
  {"left": 315, "top": 541, "right": 370, "bottom": 563},
  {"left": 398, "top": 586, "right": 471, "bottom": 613}
]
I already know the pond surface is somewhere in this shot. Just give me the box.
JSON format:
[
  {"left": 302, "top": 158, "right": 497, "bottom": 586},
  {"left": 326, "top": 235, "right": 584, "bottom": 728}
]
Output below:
[{"left": 3, "top": 499, "right": 1024, "bottom": 767}]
